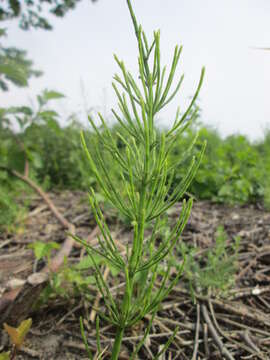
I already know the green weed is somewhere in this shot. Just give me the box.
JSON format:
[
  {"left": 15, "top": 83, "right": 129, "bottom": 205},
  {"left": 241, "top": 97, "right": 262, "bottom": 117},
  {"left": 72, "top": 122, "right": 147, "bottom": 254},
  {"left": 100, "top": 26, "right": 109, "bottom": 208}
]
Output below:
[
  {"left": 180, "top": 226, "right": 240, "bottom": 296},
  {"left": 75, "top": 0, "right": 205, "bottom": 358}
]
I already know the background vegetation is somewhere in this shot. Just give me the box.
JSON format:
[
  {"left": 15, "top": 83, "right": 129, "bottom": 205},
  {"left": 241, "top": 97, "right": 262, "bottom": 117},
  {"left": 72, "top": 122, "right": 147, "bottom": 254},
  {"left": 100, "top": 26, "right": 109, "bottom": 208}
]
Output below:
[
  {"left": 1, "top": 102, "right": 270, "bottom": 232},
  {"left": 1, "top": 0, "right": 269, "bottom": 232},
  {"left": 1, "top": 2, "right": 270, "bottom": 358}
]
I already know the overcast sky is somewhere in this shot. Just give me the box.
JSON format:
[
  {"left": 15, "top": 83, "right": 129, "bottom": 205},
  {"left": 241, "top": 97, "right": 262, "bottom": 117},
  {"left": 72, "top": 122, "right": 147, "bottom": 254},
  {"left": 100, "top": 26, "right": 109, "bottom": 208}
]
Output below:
[{"left": 3, "top": 0, "right": 270, "bottom": 140}]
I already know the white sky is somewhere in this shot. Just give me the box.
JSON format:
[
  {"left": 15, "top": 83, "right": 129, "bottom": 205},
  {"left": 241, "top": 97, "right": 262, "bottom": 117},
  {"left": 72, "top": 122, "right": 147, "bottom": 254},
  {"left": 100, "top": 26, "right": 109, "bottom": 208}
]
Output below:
[{"left": 3, "top": 0, "right": 270, "bottom": 140}]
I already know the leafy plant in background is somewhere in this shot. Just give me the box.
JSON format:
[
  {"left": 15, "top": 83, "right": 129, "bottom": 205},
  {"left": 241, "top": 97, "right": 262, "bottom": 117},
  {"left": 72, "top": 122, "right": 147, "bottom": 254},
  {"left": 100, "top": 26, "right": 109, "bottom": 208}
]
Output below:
[
  {"left": 256, "top": 128, "right": 270, "bottom": 210},
  {"left": 180, "top": 226, "right": 240, "bottom": 297},
  {"left": 0, "top": 183, "right": 23, "bottom": 233},
  {"left": 0, "top": 123, "right": 29, "bottom": 232},
  {"left": 216, "top": 135, "right": 260, "bottom": 204},
  {"left": 169, "top": 124, "right": 270, "bottom": 207},
  {"left": 0, "top": 0, "right": 100, "bottom": 232},
  {"left": 75, "top": 0, "right": 205, "bottom": 358},
  {"left": 0, "top": 0, "right": 99, "bottom": 31},
  {"left": 0, "top": 89, "right": 66, "bottom": 231},
  {"left": 1, "top": 88, "right": 96, "bottom": 189},
  {"left": 28, "top": 241, "right": 60, "bottom": 266},
  {"left": 0, "top": 29, "right": 42, "bottom": 91},
  {"left": 24, "top": 116, "right": 93, "bottom": 190}
]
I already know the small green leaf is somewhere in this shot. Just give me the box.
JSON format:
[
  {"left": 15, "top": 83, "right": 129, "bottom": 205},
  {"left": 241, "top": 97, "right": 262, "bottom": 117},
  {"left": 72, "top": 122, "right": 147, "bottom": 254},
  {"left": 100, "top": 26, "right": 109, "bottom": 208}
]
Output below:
[
  {"left": 0, "top": 28, "right": 6, "bottom": 37},
  {"left": 38, "top": 110, "right": 59, "bottom": 119},
  {"left": 28, "top": 241, "right": 60, "bottom": 260},
  {"left": 0, "top": 352, "right": 10, "bottom": 360},
  {"left": 84, "top": 275, "right": 96, "bottom": 284},
  {"left": 107, "top": 263, "right": 120, "bottom": 277},
  {"left": 7, "top": 147, "right": 26, "bottom": 173},
  {"left": 30, "top": 152, "right": 43, "bottom": 169},
  {"left": 75, "top": 254, "right": 103, "bottom": 270},
  {"left": 43, "top": 90, "right": 65, "bottom": 101},
  {"left": 8, "top": 106, "right": 33, "bottom": 116},
  {"left": 0, "top": 64, "right": 28, "bottom": 86}
]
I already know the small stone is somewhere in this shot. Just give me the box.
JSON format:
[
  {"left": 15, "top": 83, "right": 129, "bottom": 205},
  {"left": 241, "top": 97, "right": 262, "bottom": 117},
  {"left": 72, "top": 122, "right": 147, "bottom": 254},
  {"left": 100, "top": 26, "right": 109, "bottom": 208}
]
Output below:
[
  {"left": 232, "top": 213, "right": 240, "bottom": 220},
  {"left": 252, "top": 287, "right": 261, "bottom": 295}
]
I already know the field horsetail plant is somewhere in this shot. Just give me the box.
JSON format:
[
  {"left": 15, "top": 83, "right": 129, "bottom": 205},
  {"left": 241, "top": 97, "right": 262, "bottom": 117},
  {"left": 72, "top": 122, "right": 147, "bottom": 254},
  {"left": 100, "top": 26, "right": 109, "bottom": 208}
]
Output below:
[{"left": 75, "top": 0, "right": 206, "bottom": 358}]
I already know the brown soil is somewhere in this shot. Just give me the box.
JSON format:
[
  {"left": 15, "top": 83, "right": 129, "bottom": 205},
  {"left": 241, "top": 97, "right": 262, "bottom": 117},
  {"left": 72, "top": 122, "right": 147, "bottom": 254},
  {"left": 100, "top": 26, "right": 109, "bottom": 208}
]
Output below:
[{"left": 1, "top": 191, "right": 270, "bottom": 359}]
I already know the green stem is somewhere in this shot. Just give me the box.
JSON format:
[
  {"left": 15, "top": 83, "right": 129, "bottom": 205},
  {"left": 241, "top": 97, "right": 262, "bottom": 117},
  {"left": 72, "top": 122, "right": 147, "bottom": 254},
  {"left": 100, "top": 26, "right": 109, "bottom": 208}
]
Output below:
[{"left": 111, "top": 326, "right": 125, "bottom": 360}]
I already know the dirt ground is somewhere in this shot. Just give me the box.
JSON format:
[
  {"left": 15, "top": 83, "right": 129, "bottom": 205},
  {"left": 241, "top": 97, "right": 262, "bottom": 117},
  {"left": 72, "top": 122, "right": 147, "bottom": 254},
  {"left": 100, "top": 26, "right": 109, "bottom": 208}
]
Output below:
[{"left": 1, "top": 191, "right": 270, "bottom": 359}]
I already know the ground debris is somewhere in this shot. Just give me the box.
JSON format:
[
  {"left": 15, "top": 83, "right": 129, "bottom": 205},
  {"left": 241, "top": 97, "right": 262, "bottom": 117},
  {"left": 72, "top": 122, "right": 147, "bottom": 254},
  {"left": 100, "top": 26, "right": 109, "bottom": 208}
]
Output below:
[{"left": 0, "top": 193, "right": 270, "bottom": 359}]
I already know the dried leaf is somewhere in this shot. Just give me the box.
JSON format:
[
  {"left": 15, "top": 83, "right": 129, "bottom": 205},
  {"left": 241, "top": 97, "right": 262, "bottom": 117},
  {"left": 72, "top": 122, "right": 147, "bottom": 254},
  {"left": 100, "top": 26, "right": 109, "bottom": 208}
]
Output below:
[{"left": 4, "top": 318, "right": 32, "bottom": 348}]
